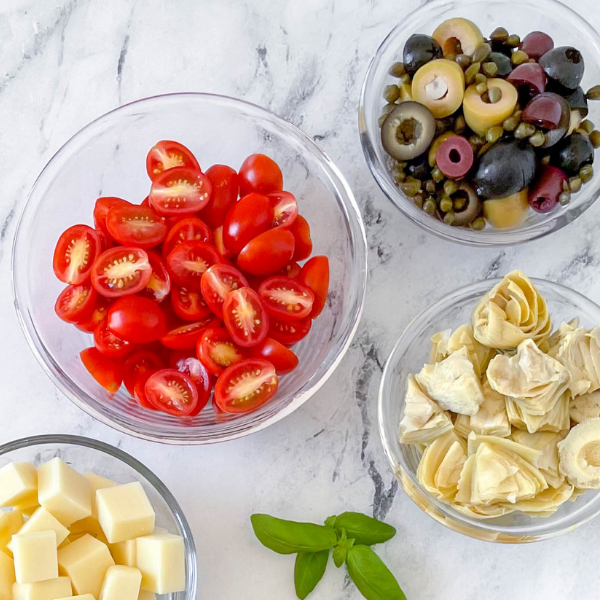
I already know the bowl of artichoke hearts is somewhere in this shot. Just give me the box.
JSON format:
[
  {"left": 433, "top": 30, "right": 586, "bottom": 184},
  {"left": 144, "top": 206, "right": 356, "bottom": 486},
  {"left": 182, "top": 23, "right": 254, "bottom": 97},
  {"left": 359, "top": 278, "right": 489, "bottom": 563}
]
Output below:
[{"left": 379, "top": 270, "right": 600, "bottom": 542}]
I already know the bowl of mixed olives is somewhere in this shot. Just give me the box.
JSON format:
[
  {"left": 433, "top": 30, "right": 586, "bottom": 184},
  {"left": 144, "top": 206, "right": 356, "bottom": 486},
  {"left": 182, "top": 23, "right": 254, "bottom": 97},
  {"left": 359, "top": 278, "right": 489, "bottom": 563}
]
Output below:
[{"left": 359, "top": 0, "right": 600, "bottom": 245}]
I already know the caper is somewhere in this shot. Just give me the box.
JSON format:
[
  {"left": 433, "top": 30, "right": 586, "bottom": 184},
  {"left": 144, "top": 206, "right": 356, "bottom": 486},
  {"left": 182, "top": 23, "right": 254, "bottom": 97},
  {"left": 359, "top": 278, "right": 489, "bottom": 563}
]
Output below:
[
  {"left": 482, "top": 61, "right": 499, "bottom": 78},
  {"left": 511, "top": 50, "right": 529, "bottom": 66},
  {"left": 582, "top": 120, "right": 595, "bottom": 134},
  {"left": 465, "top": 62, "right": 481, "bottom": 84},
  {"left": 424, "top": 179, "right": 436, "bottom": 194},
  {"left": 507, "top": 34, "right": 521, "bottom": 47},
  {"left": 590, "top": 130, "right": 600, "bottom": 149},
  {"left": 514, "top": 122, "right": 536, "bottom": 139},
  {"left": 453, "top": 196, "right": 467, "bottom": 211},
  {"left": 401, "top": 181, "right": 420, "bottom": 197},
  {"left": 388, "top": 62, "right": 406, "bottom": 77},
  {"left": 503, "top": 115, "right": 520, "bottom": 131},
  {"left": 487, "top": 87, "right": 502, "bottom": 104},
  {"left": 391, "top": 165, "right": 406, "bottom": 183},
  {"left": 443, "top": 211, "right": 456, "bottom": 225},
  {"left": 475, "top": 81, "right": 488, "bottom": 95},
  {"left": 569, "top": 177, "right": 582, "bottom": 193},
  {"left": 486, "top": 125, "right": 504, "bottom": 144},
  {"left": 580, "top": 164, "right": 594, "bottom": 183},
  {"left": 443, "top": 180, "right": 459, "bottom": 196},
  {"left": 472, "top": 42, "right": 492, "bottom": 64},
  {"left": 435, "top": 119, "right": 449, "bottom": 135},
  {"left": 413, "top": 193, "right": 425, "bottom": 209},
  {"left": 475, "top": 73, "right": 487, "bottom": 86},
  {"left": 490, "top": 27, "right": 509, "bottom": 41},
  {"left": 529, "top": 131, "right": 546, "bottom": 147},
  {"left": 558, "top": 191, "right": 571, "bottom": 206},
  {"left": 423, "top": 198, "right": 437, "bottom": 214},
  {"left": 445, "top": 52, "right": 457, "bottom": 62},
  {"left": 399, "top": 73, "right": 412, "bottom": 85},
  {"left": 456, "top": 54, "right": 471, "bottom": 69},
  {"left": 586, "top": 85, "right": 600, "bottom": 100},
  {"left": 575, "top": 128, "right": 589, "bottom": 137},
  {"left": 541, "top": 155, "right": 551, "bottom": 166},
  {"left": 383, "top": 85, "right": 400, "bottom": 103},
  {"left": 440, "top": 196, "right": 453, "bottom": 212},
  {"left": 432, "top": 166, "right": 444, "bottom": 182},
  {"left": 471, "top": 216, "right": 486, "bottom": 230},
  {"left": 469, "top": 134, "right": 485, "bottom": 148},
  {"left": 454, "top": 115, "right": 467, "bottom": 134}
]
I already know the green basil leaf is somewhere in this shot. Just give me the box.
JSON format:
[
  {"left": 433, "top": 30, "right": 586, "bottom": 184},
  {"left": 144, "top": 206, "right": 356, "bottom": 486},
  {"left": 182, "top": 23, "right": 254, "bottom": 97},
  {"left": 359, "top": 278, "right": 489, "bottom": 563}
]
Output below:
[
  {"left": 333, "top": 512, "right": 396, "bottom": 546},
  {"left": 294, "top": 550, "right": 329, "bottom": 599},
  {"left": 346, "top": 546, "right": 406, "bottom": 600},
  {"left": 251, "top": 514, "right": 338, "bottom": 555},
  {"left": 324, "top": 515, "right": 337, "bottom": 528},
  {"left": 333, "top": 537, "right": 355, "bottom": 567}
]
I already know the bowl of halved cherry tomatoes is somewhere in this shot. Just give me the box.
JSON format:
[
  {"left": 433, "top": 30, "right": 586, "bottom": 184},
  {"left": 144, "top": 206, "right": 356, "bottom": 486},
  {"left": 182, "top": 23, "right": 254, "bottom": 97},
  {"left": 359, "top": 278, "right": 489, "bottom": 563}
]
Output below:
[{"left": 12, "top": 93, "right": 367, "bottom": 444}]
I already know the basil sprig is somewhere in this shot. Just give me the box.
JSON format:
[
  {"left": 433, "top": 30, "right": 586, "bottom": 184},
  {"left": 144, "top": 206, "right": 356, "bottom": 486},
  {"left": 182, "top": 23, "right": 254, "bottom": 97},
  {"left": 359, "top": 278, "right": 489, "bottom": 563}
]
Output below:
[{"left": 251, "top": 511, "right": 405, "bottom": 600}]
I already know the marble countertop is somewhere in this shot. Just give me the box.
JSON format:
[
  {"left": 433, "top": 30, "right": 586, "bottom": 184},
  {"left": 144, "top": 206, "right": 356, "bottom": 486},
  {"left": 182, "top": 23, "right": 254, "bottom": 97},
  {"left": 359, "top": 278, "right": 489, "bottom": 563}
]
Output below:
[{"left": 3, "top": 0, "right": 600, "bottom": 598}]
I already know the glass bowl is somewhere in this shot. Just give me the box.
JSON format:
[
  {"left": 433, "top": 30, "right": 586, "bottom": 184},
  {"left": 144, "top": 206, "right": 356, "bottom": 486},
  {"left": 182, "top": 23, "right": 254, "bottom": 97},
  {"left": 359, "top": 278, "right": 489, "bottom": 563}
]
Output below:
[
  {"left": 379, "top": 277, "right": 600, "bottom": 542},
  {"left": 359, "top": 0, "right": 600, "bottom": 246},
  {"left": 12, "top": 93, "right": 367, "bottom": 444},
  {"left": 0, "top": 434, "right": 197, "bottom": 597}
]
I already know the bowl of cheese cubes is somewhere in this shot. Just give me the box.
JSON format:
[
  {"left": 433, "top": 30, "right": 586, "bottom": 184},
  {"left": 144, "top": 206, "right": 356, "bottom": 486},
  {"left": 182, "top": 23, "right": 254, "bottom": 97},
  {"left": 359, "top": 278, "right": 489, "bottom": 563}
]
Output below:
[{"left": 0, "top": 434, "right": 197, "bottom": 600}]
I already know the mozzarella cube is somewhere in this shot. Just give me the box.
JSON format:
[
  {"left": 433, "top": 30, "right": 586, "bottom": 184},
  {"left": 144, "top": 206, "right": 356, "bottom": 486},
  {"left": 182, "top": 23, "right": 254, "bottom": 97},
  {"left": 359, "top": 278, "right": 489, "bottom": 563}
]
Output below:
[
  {"left": 83, "top": 473, "right": 116, "bottom": 521},
  {"left": 99, "top": 565, "right": 142, "bottom": 600},
  {"left": 0, "top": 464, "right": 37, "bottom": 509},
  {"left": 12, "top": 531, "right": 58, "bottom": 584},
  {"left": 38, "top": 459, "right": 91, "bottom": 526},
  {"left": 57, "top": 534, "right": 114, "bottom": 598},
  {"left": 0, "top": 550, "right": 14, "bottom": 600},
  {"left": 97, "top": 483, "right": 155, "bottom": 544},
  {"left": 0, "top": 510, "right": 23, "bottom": 552},
  {"left": 8, "top": 508, "right": 68, "bottom": 551},
  {"left": 69, "top": 516, "right": 104, "bottom": 538},
  {"left": 138, "top": 591, "right": 156, "bottom": 600},
  {"left": 136, "top": 534, "right": 185, "bottom": 594},
  {"left": 109, "top": 539, "right": 136, "bottom": 566},
  {"left": 12, "top": 577, "right": 72, "bottom": 600}
]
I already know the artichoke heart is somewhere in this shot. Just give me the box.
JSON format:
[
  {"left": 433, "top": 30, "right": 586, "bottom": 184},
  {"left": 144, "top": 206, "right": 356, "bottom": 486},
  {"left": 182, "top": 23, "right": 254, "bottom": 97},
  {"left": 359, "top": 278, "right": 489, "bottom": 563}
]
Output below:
[
  {"left": 570, "top": 390, "right": 600, "bottom": 424},
  {"left": 430, "top": 329, "right": 451, "bottom": 363},
  {"left": 399, "top": 375, "right": 454, "bottom": 444},
  {"left": 506, "top": 392, "right": 570, "bottom": 434},
  {"left": 558, "top": 418, "right": 600, "bottom": 488},
  {"left": 486, "top": 339, "right": 570, "bottom": 416},
  {"left": 512, "top": 430, "right": 567, "bottom": 489},
  {"left": 501, "top": 482, "right": 573, "bottom": 515},
  {"left": 447, "top": 324, "right": 496, "bottom": 377},
  {"left": 471, "top": 270, "right": 552, "bottom": 349},
  {"left": 416, "top": 347, "right": 484, "bottom": 415}
]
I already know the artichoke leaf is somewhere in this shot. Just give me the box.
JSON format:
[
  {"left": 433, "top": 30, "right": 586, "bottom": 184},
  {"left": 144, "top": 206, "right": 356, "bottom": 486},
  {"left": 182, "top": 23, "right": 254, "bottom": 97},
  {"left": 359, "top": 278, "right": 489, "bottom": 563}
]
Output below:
[{"left": 570, "top": 390, "right": 600, "bottom": 424}]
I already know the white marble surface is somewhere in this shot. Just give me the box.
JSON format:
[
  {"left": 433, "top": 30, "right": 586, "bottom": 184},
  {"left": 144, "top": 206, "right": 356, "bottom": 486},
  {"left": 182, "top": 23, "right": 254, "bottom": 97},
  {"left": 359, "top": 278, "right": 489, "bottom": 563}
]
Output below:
[{"left": 3, "top": 0, "right": 600, "bottom": 598}]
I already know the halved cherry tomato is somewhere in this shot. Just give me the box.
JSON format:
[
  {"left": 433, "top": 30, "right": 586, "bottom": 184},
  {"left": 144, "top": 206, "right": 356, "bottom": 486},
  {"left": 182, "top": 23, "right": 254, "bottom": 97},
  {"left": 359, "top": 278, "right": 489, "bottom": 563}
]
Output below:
[
  {"left": 249, "top": 338, "right": 299, "bottom": 374},
  {"left": 160, "top": 317, "right": 218, "bottom": 350},
  {"left": 222, "top": 287, "right": 269, "bottom": 348},
  {"left": 150, "top": 167, "right": 211, "bottom": 216},
  {"left": 289, "top": 215, "right": 312, "bottom": 261},
  {"left": 169, "top": 352, "right": 212, "bottom": 415},
  {"left": 258, "top": 276, "right": 314, "bottom": 321},
  {"left": 95, "top": 229, "right": 112, "bottom": 252},
  {"left": 201, "top": 264, "right": 248, "bottom": 320},
  {"left": 239, "top": 154, "right": 283, "bottom": 197},
  {"left": 166, "top": 240, "right": 220, "bottom": 289},
  {"left": 171, "top": 285, "right": 212, "bottom": 321},
  {"left": 53, "top": 225, "right": 101, "bottom": 285},
  {"left": 107, "top": 295, "right": 167, "bottom": 344},
  {"left": 279, "top": 262, "right": 302, "bottom": 279},
  {"left": 93, "top": 197, "right": 131, "bottom": 239},
  {"left": 237, "top": 229, "right": 295, "bottom": 276},
  {"left": 214, "top": 359, "right": 278, "bottom": 414},
  {"left": 222, "top": 193, "right": 273, "bottom": 254},
  {"left": 75, "top": 296, "right": 111, "bottom": 333},
  {"left": 134, "top": 372, "right": 158, "bottom": 409},
  {"left": 80, "top": 347, "right": 123, "bottom": 394},
  {"left": 299, "top": 256, "right": 329, "bottom": 318},
  {"left": 91, "top": 247, "right": 152, "bottom": 298},
  {"left": 140, "top": 251, "right": 171, "bottom": 302},
  {"left": 106, "top": 205, "right": 167, "bottom": 249},
  {"left": 200, "top": 165, "right": 239, "bottom": 229},
  {"left": 123, "top": 350, "right": 164, "bottom": 395},
  {"left": 212, "top": 226, "right": 232, "bottom": 260},
  {"left": 141, "top": 196, "right": 150, "bottom": 207},
  {"left": 145, "top": 369, "right": 199, "bottom": 416},
  {"left": 162, "top": 217, "right": 212, "bottom": 260},
  {"left": 55, "top": 283, "right": 98, "bottom": 324},
  {"left": 268, "top": 191, "right": 298, "bottom": 228},
  {"left": 196, "top": 327, "right": 246, "bottom": 376},
  {"left": 146, "top": 140, "right": 201, "bottom": 181},
  {"left": 93, "top": 321, "right": 132, "bottom": 358},
  {"left": 269, "top": 316, "right": 312, "bottom": 346}
]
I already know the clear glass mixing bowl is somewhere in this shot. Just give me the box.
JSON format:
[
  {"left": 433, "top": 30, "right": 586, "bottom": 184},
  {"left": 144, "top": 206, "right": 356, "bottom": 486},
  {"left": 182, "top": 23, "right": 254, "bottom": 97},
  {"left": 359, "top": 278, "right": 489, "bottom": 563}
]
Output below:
[{"left": 12, "top": 93, "right": 367, "bottom": 444}]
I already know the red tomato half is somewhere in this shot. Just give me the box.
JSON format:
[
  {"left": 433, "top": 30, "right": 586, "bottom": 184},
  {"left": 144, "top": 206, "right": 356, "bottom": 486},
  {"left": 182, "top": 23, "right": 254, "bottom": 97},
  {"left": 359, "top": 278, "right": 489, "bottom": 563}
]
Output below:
[
  {"left": 299, "top": 256, "right": 329, "bottom": 318},
  {"left": 75, "top": 296, "right": 111, "bottom": 333},
  {"left": 214, "top": 359, "right": 278, "bottom": 414},
  {"left": 222, "top": 287, "right": 269, "bottom": 348},
  {"left": 166, "top": 240, "right": 220, "bottom": 289},
  {"left": 146, "top": 140, "right": 201, "bottom": 181},
  {"left": 258, "top": 276, "right": 314, "bottom": 321},
  {"left": 123, "top": 350, "right": 164, "bottom": 395},
  {"left": 134, "top": 372, "right": 158, "bottom": 410},
  {"left": 162, "top": 217, "right": 212, "bottom": 260},
  {"left": 239, "top": 154, "right": 283, "bottom": 197},
  {"left": 160, "top": 317, "right": 218, "bottom": 350},
  {"left": 212, "top": 226, "right": 232, "bottom": 260},
  {"left": 196, "top": 327, "right": 246, "bottom": 376},
  {"left": 201, "top": 264, "right": 248, "bottom": 320},
  {"left": 140, "top": 251, "right": 171, "bottom": 303},
  {"left": 171, "top": 285, "right": 212, "bottom": 321},
  {"left": 289, "top": 215, "right": 312, "bottom": 261},
  {"left": 269, "top": 316, "right": 312, "bottom": 346},
  {"left": 80, "top": 347, "right": 123, "bottom": 394},
  {"left": 145, "top": 369, "right": 199, "bottom": 417},
  {"left": 93, "top": 197, "right": 131, "bottom": 238},
  {"left": 200, "top": 165, "right": 239, "bottom": 229},
  {"left": 268, "top": 191, "right": 298, "bottom": 228},
  {"left": 222, "top": 193, "right": 273, "bottom": 254},
  {"left": 279, "top": 262, "right": 302, "bottom": 279},
  {"left": 91, "top": 247, "right": 152, "bottom": 298},
  {"left": 236, "top": 229, "right": 295, "bottom": 276},
  {"left": 93, "top": 321, "right": 132, "bottom": 358},
  {"left": 106, "top": 205, "right": 167, "bottom": 249},
  {"left": 107, "top": 295, "right": 167, "bottom": 344},
  {"left": 169, "top": 353, "right": 212, "bottom": 416},
  {"left": 55, "top": 283, "right": 98, "bottom": 324},
  {"left": 150, "top": 167, "right": 211, "bottom": 216},
  {"left": 249, "top": 338, "right": 299, "bottom": 374},
  {"left": 53, "top": 225, "right": 101, "bottom": 285}
]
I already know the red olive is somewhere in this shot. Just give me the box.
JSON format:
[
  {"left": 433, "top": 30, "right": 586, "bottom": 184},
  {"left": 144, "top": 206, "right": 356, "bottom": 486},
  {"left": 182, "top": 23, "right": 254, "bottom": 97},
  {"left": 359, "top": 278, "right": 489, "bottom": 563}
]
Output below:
[
  {"left": 521, "top": 92, "right": 570, "bottom": 148},
  {"left": 528, "top": 165, "right": 567, "bottom": 213},
  {"left": 520, "top": 31, "right": 554, "bottom": 60},
  {"left": 435, "top": 136, "right": 474, "bottom": 179},
  {"left": 507, "top": 63, "right": 546, "bottom": 101}
]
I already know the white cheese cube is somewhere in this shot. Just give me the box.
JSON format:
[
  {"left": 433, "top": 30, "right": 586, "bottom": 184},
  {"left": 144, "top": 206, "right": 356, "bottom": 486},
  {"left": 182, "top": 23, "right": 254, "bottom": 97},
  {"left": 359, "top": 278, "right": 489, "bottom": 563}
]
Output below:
[
  {"left": 8, "top": 508, "right": 68, "bottom": 551},
  {"left": 109, "top": 539, "right": 136, "bottom": 566},
  {"left": 138, "top": 591, "right": 156, "bottom": 600},
  {"left": 0, "top": 464, "right": 37, "bottom": 509},
  {"left": 97, "top": 483, "right": 155, "bottom": 544},
  {"left": 136, "top": 533, "right": 185, "bottom": 594},
  {"left": 0, "top": 550, "right": 14, "bottom": 600},
  {"left": 0, "top": 510, "right": 23, "bottom": 552},
  {"left": 12, "top": 531, "right": 58, "bottom": 584},
  {"left": 38, "top": 459, "right": 91, "bottom": 526},
  {"left": 57, "top": 534, "right": 114, "bottom": 598},
  {"left": 69, "top": 516, "right": 104, "bottom": 538},
  {"left": 99, "top": 565, "right": 142, "bottom": 600},
  {"left": 12, "top": 577, "right": 72, "bottom": 600},
  {"left": 83, "top": 473, "right": 116, "bottom": 521}
]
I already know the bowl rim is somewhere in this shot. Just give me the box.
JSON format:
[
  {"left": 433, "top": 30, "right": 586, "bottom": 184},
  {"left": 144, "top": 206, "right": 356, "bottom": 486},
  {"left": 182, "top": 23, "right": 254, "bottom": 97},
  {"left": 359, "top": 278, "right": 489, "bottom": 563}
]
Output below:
[
  {"left": 11, "top": 92, "right": 368, "bottom": 445},
  {"left": 378, "top": 276, "right": 600, "bottom": 542},
  {"left": 0, "top": 433, "right": 198, "bottom": 597},
  {"left": 358, "top": 0, "right": 600, "bottom": 247}
]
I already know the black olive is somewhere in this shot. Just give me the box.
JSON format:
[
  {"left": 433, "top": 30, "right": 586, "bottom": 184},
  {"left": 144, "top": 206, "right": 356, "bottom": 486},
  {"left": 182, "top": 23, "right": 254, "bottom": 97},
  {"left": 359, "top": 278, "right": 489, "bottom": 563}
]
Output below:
[
  {"left": 490, "top": 39, "right": 512, "bottom": 58},
  {"left": 488, "top": 52, "right": 512, "bottom": 77},
  {"left": 564, "top": 86, "right": 589, "bottom": 117},
  {"left": 551, "top": 132, "right": 594, "bottom": 175},
  {"left": 473, "top": 140, "right": 537, "bottom": 199},
  {"left": 405, "top": 154, "right": 431, "bottom": 180},
  {"left": 403, "top": 34, "right": 443, "bottom": 76},
  {"left": 539, "top": 46, "right": 584, "bottom": 91},
  {"left": 381, "top": 102, "right": 436, "bottom": 161}
]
